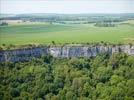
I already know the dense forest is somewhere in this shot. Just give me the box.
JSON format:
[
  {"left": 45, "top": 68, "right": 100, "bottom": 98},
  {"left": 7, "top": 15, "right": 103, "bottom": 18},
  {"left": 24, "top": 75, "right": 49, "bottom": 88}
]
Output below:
[{"left": 0, "top": 53, "right": 134, "bottom": 100}]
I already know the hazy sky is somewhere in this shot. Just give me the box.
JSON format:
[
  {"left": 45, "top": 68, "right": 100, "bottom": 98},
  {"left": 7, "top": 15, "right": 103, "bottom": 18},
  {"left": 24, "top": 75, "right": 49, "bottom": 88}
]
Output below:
[{"left": 0, "top": 0, "right": 134, "bottom": 14}]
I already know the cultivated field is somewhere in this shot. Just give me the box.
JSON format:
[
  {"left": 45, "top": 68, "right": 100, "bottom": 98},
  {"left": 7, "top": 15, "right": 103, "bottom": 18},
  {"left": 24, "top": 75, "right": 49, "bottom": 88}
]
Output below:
[{"left": 0, "top": 21, "right": 134, "bottom": 45}]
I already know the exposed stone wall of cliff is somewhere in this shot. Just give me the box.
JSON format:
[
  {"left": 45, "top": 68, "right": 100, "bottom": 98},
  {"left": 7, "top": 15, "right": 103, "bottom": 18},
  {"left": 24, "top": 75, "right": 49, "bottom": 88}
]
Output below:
[{"left": 0, "top": 45, "right": 134, "bottom": 62}]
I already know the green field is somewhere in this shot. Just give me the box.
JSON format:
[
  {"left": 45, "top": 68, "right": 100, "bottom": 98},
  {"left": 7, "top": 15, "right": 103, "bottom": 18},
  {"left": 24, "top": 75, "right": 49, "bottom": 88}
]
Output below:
[{"left": 0, "top": 22, "right": 134, "bottom": 45}]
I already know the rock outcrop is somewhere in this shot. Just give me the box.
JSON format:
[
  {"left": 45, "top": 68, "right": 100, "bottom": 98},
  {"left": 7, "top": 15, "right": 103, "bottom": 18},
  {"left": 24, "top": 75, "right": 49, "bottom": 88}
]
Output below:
[{"left": 0, "top": 44, "right": 134, "bottom": 62}]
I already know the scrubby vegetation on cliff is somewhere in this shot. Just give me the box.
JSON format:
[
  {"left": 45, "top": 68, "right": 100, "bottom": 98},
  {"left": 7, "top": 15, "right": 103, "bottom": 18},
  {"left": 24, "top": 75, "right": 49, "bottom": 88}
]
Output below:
[{"left": 0, "top": 53, "right": 134, "bottom": 100}]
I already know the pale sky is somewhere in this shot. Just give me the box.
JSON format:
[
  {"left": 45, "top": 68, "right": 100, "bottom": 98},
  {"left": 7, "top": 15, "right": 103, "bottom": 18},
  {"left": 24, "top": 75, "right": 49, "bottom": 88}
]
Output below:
[{"left": 0, "top": 0, "right": 134, "bottom": 14}]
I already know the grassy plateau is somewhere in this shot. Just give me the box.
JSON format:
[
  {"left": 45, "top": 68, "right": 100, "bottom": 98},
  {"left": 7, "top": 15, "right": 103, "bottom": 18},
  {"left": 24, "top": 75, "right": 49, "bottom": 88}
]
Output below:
[{"left": 0, "top": 21, "right": 134, "bottom": 46}]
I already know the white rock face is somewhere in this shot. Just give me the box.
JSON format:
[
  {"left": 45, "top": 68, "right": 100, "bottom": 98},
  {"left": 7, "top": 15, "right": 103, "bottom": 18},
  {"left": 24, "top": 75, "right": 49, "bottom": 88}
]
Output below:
[
  {"left": 0, "top": 45, "right": 134, "bottom": 62},
  {"left": 129, "top": 46, "right": 134, "bottom": 55},
  {"left": 49, "top": 47, "right": 62, "bottom": 57},
  {"left": 62, "top": 46, "right": 70, "bottom": 58}
]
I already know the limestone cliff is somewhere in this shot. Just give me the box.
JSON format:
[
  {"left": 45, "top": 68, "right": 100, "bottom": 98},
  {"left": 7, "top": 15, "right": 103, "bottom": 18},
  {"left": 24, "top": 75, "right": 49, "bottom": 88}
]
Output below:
[{"left": 0, "top": 45, "right": 134, "bottom": 62}]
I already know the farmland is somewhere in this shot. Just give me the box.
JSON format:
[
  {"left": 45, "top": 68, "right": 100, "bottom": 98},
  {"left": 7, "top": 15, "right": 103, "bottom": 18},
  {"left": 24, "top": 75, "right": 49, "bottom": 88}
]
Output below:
[
  {"left": 0, "top": 21, "right": 134, "bottom": 46},
  {"left": 0, "top": 13, "right": 134, "bottom": 46}
]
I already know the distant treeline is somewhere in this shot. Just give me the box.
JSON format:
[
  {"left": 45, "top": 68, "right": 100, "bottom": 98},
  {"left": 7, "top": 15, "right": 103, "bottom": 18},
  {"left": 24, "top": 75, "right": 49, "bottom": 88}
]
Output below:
[
  {"left": 94, "top": 20, "right": 116, "bottom": 27},
  {"left": 1, "top": 13, "right": 134, "bottom": 23}
]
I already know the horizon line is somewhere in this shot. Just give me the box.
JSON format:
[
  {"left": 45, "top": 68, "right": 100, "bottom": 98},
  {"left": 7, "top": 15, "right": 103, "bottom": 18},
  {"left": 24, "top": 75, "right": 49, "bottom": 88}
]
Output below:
[{"left": 1, "top": 12, "right": 134, "bottom": 15}]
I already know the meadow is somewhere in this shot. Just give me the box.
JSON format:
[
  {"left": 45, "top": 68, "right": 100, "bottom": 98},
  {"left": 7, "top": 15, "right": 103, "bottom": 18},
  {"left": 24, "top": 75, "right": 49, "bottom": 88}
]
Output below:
[{"left": 0, "top": 21, "right": 134, "bottom": 45}]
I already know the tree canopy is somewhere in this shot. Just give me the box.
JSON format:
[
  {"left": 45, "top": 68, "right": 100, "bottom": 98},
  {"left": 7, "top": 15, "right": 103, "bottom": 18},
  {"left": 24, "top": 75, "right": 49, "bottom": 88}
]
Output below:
[{"left": 0, "top": 53, "right": 134, "bottom": 100}]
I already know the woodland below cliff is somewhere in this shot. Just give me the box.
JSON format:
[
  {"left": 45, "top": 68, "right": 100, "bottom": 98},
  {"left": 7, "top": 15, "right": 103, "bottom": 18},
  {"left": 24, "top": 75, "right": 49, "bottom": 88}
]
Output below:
[{"left": 0, "top": 53, "right": 134, "bottom": 100}]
